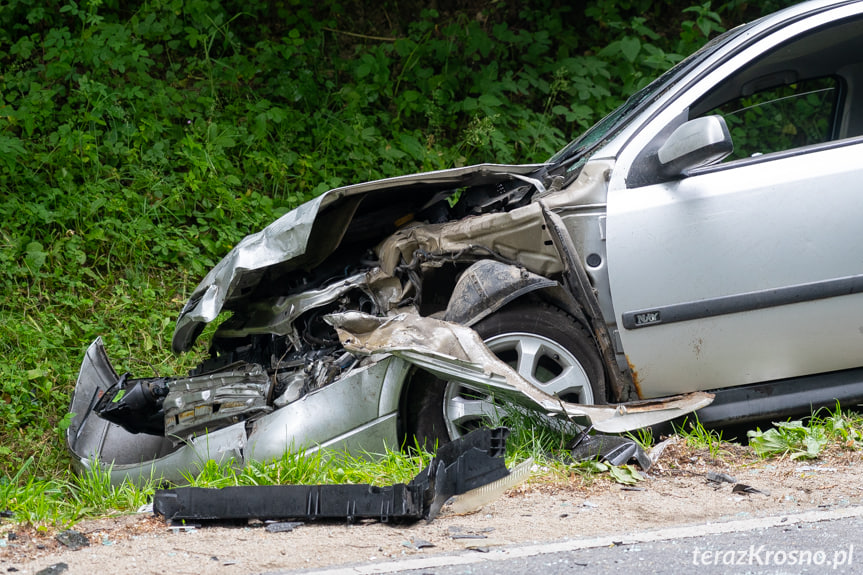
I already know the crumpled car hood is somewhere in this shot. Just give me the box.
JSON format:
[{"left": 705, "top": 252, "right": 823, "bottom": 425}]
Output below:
[{"left": 172, "top": 163, "right": 546, "bottom": 353}]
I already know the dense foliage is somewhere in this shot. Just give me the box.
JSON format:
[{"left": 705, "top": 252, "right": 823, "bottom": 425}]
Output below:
[{"left": 0, "top": 0, "right": 798, "bottom": 477}]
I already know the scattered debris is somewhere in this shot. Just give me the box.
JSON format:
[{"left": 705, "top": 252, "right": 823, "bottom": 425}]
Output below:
[
  {"left": 647, "top": 435, "right": 681, "bottom": 465},
  {"left": 448, "top": 526, "right": 495, "bottom": 540},
  {"left": 265, "top": 521, "right": 304, "bottom": 533},
  {"left": 154, "top": 427, "right": 513, "bottom": 524},
  {"left": 168, "top": 523, "right": 199, "bottom": 533},
  {"left": 35, "top": 564, "right": 68, "bottom": 575},
  {"left": 706, "top": 471, "right": 737, "bottom": 485},
  {"left": 54, "top": 530, "right": 89, "bottom": 550},
  {"left": 568, "top": 426, "right": 652, "bottom": 470},
  {"left": 796, "top": 465, "right": 837, "bottom": 473},
  {"left": 403, "top": 538, "right": 435, "bottom": 550},
  {"left": 732, "top": 483, "right": 770, "bottom": 496}
]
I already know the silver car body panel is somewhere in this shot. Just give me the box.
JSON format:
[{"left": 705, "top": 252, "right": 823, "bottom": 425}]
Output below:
[{"left": 606, "top": 1, "right": 863, "bottom": 396}]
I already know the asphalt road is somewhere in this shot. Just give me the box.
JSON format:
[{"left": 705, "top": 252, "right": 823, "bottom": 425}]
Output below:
[{"left": 291, "top": 506, "right": 863, "bottom": 575}]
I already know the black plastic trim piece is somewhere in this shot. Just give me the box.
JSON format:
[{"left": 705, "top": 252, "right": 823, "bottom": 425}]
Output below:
[
  {"left": 622, "top": 274, "right": 863, "bottom": 330},
  {"left": 694, "top": 368, "right": 863, "bottom": 426},
  {"left": 153, "top": 427, "right": 511, "bottom": 523}
]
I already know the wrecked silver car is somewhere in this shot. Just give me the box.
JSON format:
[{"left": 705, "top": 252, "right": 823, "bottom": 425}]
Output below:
[{"left": 69, "top": 0, "right": 863, "bottom": 483}]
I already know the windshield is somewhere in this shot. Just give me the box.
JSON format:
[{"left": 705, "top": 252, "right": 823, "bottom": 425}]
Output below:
[{"left": 548, "top": 24, "right": 750, "bottom": 168}]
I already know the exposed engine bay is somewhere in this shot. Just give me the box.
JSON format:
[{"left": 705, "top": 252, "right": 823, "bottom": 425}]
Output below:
[{"left": 94, "top": 166, "right": 574, "bottom": 442}]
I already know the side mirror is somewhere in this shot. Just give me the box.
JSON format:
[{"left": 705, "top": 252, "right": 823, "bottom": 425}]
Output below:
[{"left": 657, "top": 115, "right": 733, "bottom": 177}]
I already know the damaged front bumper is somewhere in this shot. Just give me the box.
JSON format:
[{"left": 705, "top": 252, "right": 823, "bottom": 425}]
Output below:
[
  {"left": 68, "top": 313, "right": 711, "bottom": 485},
  {"left": 66, "top": 338, "right": 248, "bottom": 484},
  {"left": 67, "top": 338, "right": 407, "bottom": 484}
]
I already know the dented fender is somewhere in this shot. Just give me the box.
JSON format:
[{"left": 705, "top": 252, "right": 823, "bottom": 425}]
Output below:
[{"left": 443, "top": 259, "right": 557, "bottom": 326}]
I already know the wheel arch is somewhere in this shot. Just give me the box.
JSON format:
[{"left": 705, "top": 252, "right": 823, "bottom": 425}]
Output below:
[
  {"left": 442, "top": 259, "right": 560, "bottom": 327},
  {"left": 439, "top": 257, "right": 616, "bottom": 400}
]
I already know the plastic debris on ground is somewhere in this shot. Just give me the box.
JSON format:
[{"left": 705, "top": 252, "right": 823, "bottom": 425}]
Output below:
[{"left": 153, "top": 427, "right": 514, "bottom": 524}]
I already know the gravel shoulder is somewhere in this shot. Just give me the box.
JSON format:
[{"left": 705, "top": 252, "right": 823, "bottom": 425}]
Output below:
[{"left": 3, "top": 439, "right": 863, "bottom": 575}]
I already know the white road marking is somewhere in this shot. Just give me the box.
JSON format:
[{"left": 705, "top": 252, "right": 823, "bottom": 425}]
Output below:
[{"left": 292, "top": 505, "right": 863, "bottom": 575}]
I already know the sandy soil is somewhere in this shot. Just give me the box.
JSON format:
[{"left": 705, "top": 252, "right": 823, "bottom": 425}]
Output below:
[{"left": 3, "top": 438, "right": 862, "bottom": 575}]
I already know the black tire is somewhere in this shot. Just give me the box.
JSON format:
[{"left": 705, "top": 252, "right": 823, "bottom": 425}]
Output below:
[{"left": 403, "top": 302, "right": 605, "bottom": 448}]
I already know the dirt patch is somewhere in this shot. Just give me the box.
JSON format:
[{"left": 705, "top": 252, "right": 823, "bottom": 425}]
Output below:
[{"left": 3, "top": 441, "right": 862, "bottom": 575}]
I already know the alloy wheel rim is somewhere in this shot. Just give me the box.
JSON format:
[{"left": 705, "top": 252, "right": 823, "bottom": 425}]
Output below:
[{"left": 442, "top": 332, "right": 593, "bottom": 439}]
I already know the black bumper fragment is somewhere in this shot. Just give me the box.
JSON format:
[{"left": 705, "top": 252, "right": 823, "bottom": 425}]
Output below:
[{"left": 153, "top": 427, "right": 511, "bottom": 523}]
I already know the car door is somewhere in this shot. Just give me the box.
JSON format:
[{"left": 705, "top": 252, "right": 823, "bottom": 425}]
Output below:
[{"left": 604, "top": 7, "right": 863, "bottom": 398}]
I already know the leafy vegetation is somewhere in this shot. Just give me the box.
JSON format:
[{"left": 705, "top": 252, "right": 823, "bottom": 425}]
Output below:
[
  {"left": 748, "top": 404, "right": 863, "bottom": 460},
  {"left": 1, "top": 0, "right": 803, "bottom": 514}
]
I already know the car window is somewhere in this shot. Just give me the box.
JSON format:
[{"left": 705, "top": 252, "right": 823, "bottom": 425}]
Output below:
[
  {"left": 685, "top": 14, "right": 863, "bottom": 165},
  {"left": 702, "top": 76, "right": 840, "bottom": 161}
]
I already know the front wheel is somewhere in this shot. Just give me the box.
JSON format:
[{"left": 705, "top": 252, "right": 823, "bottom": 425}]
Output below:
[{"left": 403, "top": 302, "right": 605, "bottom": 446}]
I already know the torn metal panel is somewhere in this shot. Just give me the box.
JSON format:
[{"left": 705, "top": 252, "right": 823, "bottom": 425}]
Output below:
[
  {"left": 375, "top": 200, "right": 565, "bottom": 278},
  {"left": 213, "top": 268, "right": 406, "bottom": 339},
  {"left": 328, "top": 311, "right": 713, "bottom": 433},
  {"left": 153, "top": 427, "right": 512, "bottom": 523},
  {"left": 540, "top": 203, "right": 634, "bottom": 402}
]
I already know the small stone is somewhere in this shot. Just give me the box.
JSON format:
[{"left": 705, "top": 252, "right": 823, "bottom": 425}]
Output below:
[
  {"left": 35, "top": 564, "right": 68, "bottom": 575},
  {"left": 55, "top": 530, "right": 89, "bottom": 551},
  {"left": 265, "top": 522, "right": 304, "bottom": 533}
]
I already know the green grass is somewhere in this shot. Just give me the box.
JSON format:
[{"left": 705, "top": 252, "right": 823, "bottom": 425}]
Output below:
[
  {"left": 673, "top": 414, "right": 728, "bottom": 459},
  {"left": 0, "top": 457, "right": 157, "bottom": 529},
  {"left": 3, "top": 405, "right": 863, "bottom": 529}
]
